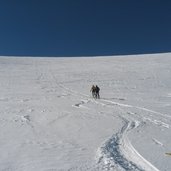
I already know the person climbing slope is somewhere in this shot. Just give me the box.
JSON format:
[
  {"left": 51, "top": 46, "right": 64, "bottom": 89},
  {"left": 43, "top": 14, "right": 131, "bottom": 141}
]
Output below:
[
  {"left": 90, "top": 85, "right": 96, "bottom": 98},
  {"left": 95, "top": 85, "right": 100, "bottom": 99}
]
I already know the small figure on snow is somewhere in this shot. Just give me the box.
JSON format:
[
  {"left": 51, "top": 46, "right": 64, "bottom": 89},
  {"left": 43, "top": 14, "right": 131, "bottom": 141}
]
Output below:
[
  {"left": 95, "top": 85, "right": 100, "bottom": 99},
  {"left": 90, "top": 85, "right": 100, "bottom": 99},
  {"left": 90, "top": 85, "right": 96, "bottom": 98}
]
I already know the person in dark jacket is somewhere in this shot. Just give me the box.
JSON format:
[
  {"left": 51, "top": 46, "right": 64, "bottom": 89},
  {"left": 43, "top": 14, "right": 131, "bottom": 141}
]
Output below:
[{"left": 95, "top": 85, "right": 100, "bottom": 99}]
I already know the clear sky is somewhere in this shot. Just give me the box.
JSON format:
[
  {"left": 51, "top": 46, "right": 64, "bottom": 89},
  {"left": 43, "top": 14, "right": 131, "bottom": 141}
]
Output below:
[{"left": 0, "top": 0, "right": 171, "bottom": 57}]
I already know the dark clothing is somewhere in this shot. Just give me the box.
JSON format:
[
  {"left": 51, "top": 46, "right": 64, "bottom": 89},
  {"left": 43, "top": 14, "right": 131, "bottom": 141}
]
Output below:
[
  {"left": 90, "top": 85, "right": 100, "bottom": 99},
  {"left": 95, "top": 85, "right": 100, "bottom": 99}
]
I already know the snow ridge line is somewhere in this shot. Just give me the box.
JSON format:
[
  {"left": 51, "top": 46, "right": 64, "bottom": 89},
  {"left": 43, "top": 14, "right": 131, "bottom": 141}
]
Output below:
[{"left": 97, "top": 118, "right": 160, "bottom": 171}]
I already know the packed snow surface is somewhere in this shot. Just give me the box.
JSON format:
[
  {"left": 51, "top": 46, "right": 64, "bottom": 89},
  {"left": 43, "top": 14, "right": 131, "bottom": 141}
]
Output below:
[{"left": 0, "top": 53, "right": 171, "bottom": 171}]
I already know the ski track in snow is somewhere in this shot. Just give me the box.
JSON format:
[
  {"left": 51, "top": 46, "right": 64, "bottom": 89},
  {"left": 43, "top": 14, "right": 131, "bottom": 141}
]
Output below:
[
  {"left": 97, "top": 119, "right": 160, "bottom": 171},
  {"left": 101, "top": 99, "right": 171, "bottom": 119},
  {"left": 52, "top": 70, "right": 170, "bottom": 121},
  {"left": 0, "top": 56, "right": 168, "bottom": 171},
  {"left": 152, "top": 138, "right": 163, "bottom": 146},
  {"left": 50, "top": 72, "right": 162, "bottom": 171}
]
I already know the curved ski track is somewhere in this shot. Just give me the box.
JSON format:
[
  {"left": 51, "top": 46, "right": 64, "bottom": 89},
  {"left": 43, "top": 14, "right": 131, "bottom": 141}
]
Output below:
[
  {"left": 50, "top": 71, "right": 161, "bottom": 171},
  {"left": 97, "top": 119, "right": 160, "bottom": 171}
]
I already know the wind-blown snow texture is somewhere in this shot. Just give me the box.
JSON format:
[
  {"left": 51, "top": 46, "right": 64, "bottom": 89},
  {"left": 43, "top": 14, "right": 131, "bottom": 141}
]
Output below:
[{"left": 0, "top": 53, "right": 171, "bottom": 171}]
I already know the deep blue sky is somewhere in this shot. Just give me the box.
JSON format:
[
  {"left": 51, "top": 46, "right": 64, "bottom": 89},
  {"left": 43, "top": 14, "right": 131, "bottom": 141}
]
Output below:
[{"left": 0, "top": 0, "right": 171, "bottom": 57}]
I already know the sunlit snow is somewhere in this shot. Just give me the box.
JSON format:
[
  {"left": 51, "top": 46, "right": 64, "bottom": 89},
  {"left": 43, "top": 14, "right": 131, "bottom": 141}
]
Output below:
[{"left": 0, "top": 53, "right": 171, "bottom": 171}]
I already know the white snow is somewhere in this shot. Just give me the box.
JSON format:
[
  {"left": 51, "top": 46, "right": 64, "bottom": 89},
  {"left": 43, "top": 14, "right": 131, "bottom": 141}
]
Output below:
[{"left": 0, "top": 53, "right": 171, "bottom": 171}]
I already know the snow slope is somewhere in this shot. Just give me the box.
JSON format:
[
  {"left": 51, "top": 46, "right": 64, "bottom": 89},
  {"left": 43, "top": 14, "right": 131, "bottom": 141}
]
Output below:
[{"left": 0, "top": 53, "right": 171, "bottom": 171}]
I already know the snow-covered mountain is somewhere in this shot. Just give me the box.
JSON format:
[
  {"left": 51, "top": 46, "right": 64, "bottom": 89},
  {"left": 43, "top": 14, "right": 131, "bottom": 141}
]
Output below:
[{"left": 0, "top": 53, "right": 171, "bottom": 171}]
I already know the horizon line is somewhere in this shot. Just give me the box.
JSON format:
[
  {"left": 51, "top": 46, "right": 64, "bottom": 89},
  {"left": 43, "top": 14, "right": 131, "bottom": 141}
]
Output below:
[{"left": 0, "top": 51, "right": 171, "bottom": 58}]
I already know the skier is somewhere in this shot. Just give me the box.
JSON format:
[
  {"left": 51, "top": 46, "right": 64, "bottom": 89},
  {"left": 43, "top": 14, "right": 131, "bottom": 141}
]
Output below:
[
  {"left": 95, "top": 85, "right": 100, "bottom": 99},
  {"left": 90, "top": 85, "right": 96, "bottom": 98}
]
